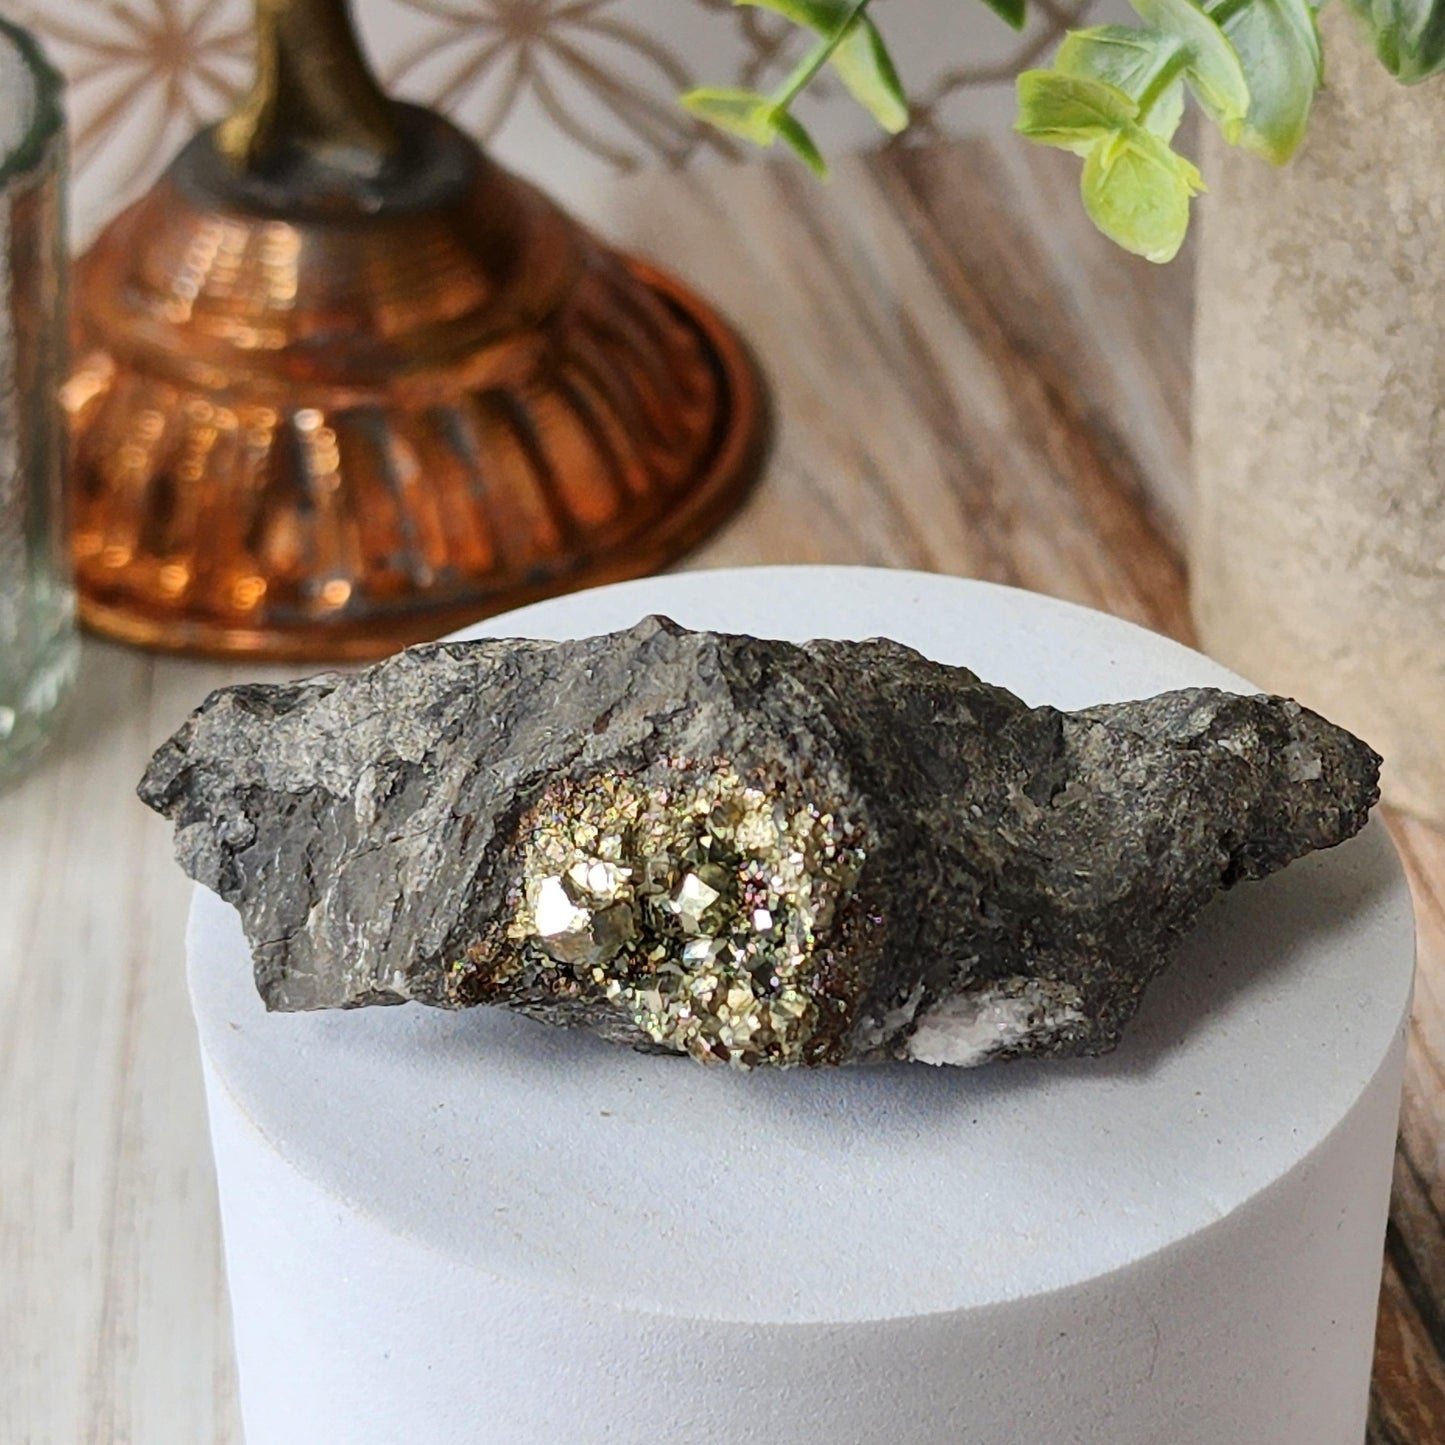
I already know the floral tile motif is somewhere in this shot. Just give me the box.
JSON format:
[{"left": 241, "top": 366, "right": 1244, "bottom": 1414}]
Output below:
[
  {"left": 19, "top": 0, "right": 252, "bottom": 219},
  {"left": 16, "top": 0, "right": 1098, "bottom": 242}
]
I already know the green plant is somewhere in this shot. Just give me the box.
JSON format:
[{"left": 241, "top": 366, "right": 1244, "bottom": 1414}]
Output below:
[{"left": 684, "top": 0, "right": 1443, "bottom": 262}]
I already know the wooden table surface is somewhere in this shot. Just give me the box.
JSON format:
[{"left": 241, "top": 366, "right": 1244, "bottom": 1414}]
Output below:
[{"left": 3, "top": 137, "right": 1442, "bottom": 1442}]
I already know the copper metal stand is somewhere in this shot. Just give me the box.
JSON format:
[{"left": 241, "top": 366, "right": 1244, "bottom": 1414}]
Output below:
[{"left": 64, "top": 0, "right": 766, "bottom": 661}]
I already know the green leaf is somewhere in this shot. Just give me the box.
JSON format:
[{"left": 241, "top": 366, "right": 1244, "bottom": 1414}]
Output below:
[
  {"left": 1347, "top": 0, "right": 1445, "bottom": 81},
  {"left": 1056, "top": 26, "right": 1180, "bottom": 97},
  {"left": 1016, "top": 69, "right": 1202, "bottom": 263},
  {"left": 681, "top": 86, "right": 829, "bottom": 173},
  {"left": 975, "top": 0, "right": 1029, "bottom": 31},
  {"left": 830, "top": 15, "right": 910, "bottom": 132},
  {"left": 740, "top": 0, "right": 1024, "bottom": 33},
  {"left": 680, "top": 86, "right": 779, "bottom": 144},
  {"left": 1395, "top": 0, "right": 1445, "bottom": 80},
  {"left": 1014, "top": 70, "right": 1142, "bottom": 156},
  {"left": 1207, "top": 0, "right": 1321, "bottom": 161},
  {"left": 1054, "top": 26, "right": 1188, "bottom": 139},
  {"left": 736, "top": 0, "right": 909, "bottom": 131},
  {"left": 1081, "top": 128, "right": 1204, "bottom": 263},
  {"left": 773, "top": 110, "right": 830, "bottom": 174},
  {"left": 1130, "top": 0, "right": 1250, "bottom": 139},
  {"left": 736, "top": 0, "right": 860, "bottom": 31},
  {"left": 1141, "top": 75, "right": 1187, "bottom": 140}
]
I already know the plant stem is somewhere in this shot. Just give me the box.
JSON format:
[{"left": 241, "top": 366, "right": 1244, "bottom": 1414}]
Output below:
[
  {"left": 772, "top": 0, "right": 875, "bottom": 112},
  {"left": 1136, "top": 43, "right": 1191, "bottom": 118},
  {"left": 1203, "top": 0, "right": 1250, "bottom": 25}
]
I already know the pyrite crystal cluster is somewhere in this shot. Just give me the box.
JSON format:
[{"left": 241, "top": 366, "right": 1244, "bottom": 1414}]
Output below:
[{"left": 140, "top": 618, "right": 1381, "bottom": 1069}]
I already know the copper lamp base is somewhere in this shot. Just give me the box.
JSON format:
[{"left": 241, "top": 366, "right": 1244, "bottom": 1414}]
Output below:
[{"left": 65, "top": 107, "right": 767, "bottom": 661}]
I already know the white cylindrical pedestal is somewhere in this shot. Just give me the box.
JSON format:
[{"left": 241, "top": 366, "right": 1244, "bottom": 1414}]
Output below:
[{"left": 190, "top": 567, "right": 1415, "bottom": 1445}]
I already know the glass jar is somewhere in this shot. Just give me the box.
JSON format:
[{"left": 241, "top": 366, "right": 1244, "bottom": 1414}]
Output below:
[{"left": 0, "top": 19, "right": 75, "bottom": 785}]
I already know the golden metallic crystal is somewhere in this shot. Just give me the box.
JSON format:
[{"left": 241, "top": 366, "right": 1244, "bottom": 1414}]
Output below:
[{"left": 456, "top": 762, "right": 864, "bottom": 1067}]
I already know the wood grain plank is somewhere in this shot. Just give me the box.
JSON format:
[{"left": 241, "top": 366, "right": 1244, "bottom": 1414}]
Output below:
[
  {"left": 1, "top": 649, "right": 283, "bottom": 1444},
  {"left": 1380, "top": 812, "right": 1445, "bottom": 1440},
  {"left": 1373, "top": 1242, "right": 1445, "bottom": 1443},
  {"left": 870, "top": 142, "right": 1195, "bottom": 639}
]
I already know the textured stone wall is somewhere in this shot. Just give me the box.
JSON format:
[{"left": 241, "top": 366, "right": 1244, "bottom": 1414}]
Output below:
[{"left": 1193, "top": 6, "right": 1445, "bottom": 824}]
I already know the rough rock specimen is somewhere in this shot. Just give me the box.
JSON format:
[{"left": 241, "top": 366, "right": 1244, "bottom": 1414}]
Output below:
[{"left": 139, "top": 618, "right": 1381, "bottom": 1069}]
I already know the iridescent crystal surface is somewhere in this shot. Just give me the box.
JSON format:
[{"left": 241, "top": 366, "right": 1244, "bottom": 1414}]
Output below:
[{"left": 451, "top": 763, "right": 864, "bottom": 1067}]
